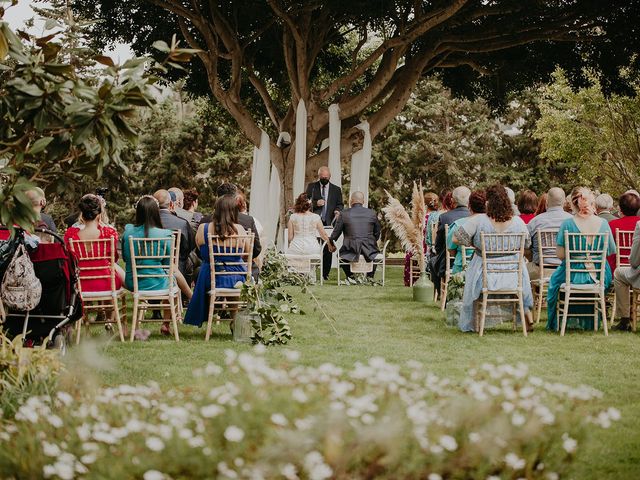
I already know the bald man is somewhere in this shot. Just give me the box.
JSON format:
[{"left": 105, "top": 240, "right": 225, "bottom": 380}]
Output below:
[
  {"left": 329, "top": 191, "right": 381, "bottom": 282},
  {"left": 525, "top": 187, "right": 572, "bottom": 280},
  {"left": 153, "top": 189, "right": 195, "bottom": 277},
  {"left": 306, "top": 166, "right": 344, "bottom": 280},
  {"left": 25, "top": 188, "right": 57, "bottom": 232}
]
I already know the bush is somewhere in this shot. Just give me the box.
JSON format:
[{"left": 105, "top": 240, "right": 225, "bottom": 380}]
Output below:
[
  {"left": 0, "top": 332, "right": 62, "bottom": 418},
  {"left": 0, "top": 348, "right": 619, "bottom": 479}
]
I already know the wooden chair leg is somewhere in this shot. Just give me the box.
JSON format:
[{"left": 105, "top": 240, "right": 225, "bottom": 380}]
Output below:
[
  {"left": 113, "top": 299, "right": 125, "bottom": 342},
  {"left": 519, "top": 295, "right": 527, "bottom": 337},
  {"left": 560, "top": 290, "right": 570, "bottom": 336},
  {"left": 479, "top": 294, "right": 488, "bottom": 336},
  {"left": 535, "top": 284, "right": 544, "bottom": 324},
  {"left": 130, "top": 297, "right": 139, "bottom": 342},
  {"left": 75, "top": 316, "right": 83, "bottom": 345},
  {"left": 611, "top": 292, "right": 617, "bottom": 327},
  {"left": 600, "top": 292, "right": 608, "bottom": 336},
  {"left": 440, "top": 278, "right": 448, "bottom": 311},
  {"left": 205, "top": 295, "right": 215, "bottom": 341},
  {"left": 169, "top": 296, "right": 179, "bottom": 342}
]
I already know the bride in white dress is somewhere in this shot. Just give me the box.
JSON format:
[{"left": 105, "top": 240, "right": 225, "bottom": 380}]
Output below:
[{"left": 288, "top": 193, "right": 331, "bottom": 256}]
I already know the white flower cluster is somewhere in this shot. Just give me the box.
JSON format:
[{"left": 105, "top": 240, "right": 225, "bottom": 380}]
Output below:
[{"left": 0, "top": 350, "right": 620, "bottom": 479}]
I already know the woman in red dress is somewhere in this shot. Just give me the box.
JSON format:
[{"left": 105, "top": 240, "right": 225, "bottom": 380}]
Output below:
[
  {"left": 64, "top": 194, "right": 125, "bottom": 292},
  {"left": 607, "top": 192, "right": 640, "bottom": 273},
  {"left": 517, "top": 189, "right": 538, "bottom": 224}
]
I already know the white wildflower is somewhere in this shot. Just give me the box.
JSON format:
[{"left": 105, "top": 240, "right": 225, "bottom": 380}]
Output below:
[
  {"left": 82, "top": 442, "right": 99, "bottom": 452},
  {"left": 42, "top": 461, "right": 74, "bottom": 480},
  {"left": 428, "top": 474, "right": 443, "bottom": 480},
  {"left": 218, "top": 461, "right": 238, "bottom": 479},
  {"left": 468, "top": 432, "right": 481, "bottom": 443},
  {"left": 439, "top": 435, "right": 458, "bottom": 452},
  {"left": 271, "top": 413, "right": 288, "bottom": 426},
  {"left": 304, "top": 451, "right": 333, "bottom": 480},
  {"left": 280, "top": 463, "right": 299, "bottom": 480},
  {"left": 361, "top": 413, "right": 375, "bottom": 425},
  {"left": 487, "top": 476, "right": 501, "bottom": 480},
  {"left": 42, "top": 441, "right": 61, "bottom": 457},
  {"left": 292, "top": 388, "right": 308, "bottom": 403},
  {"left": 93, "top": 431, "right": 117, "bottom": 444},
  {"left": 505, "top": 453, "right": 525, "bottom": 470},
  {"left": 253, "top": 344, "right": 267, "bottom": 355},
  {"left": 205, "top": 362, "right": 223, "bottom": 376},
  {"left": 203, "top": 447, "right": 213, "bottom": 456},
  {"left": 562, "top": 433, "right": 577, "bottom": 454},
  {"left": 143, "top": 470, "right": 166, "bottom": 480},
  {"left": 607, "top": 407, "right": 621, "bottom": 421},
  {"left": 511, "top": 413, "right": 526, "bottom": 426},
  {"left": 546, "top": 473, "right": 559, "bottom": 480},
  {"left": 80, "top": 453, "right": 97, "bottom": 465},
  {"left": 146, "top": 436, "right": 165, "bottom": 452},
  {"left": 188, "top": 436, "right": 206, "bottom": 448},
  {"left": 430, "top": 445, "right": 444, "bottom": 454},
  {"left": 56, "top": 392, "right": 73, "bottom": 406},
  {"left": 224, "top": 425, "right": 245, "bottom": 442}
]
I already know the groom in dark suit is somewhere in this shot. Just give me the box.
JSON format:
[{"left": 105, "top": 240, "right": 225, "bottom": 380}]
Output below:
[
  {"left": 329, "top": 191, "right": 381, "bottom": 282},
  {"left": 306, "top": 166, "right": 344, "bottom": 280}
]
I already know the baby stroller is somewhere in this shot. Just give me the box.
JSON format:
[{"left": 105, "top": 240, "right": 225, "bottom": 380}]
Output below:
[{"left": 0, "top": 227, "right": 82, "bottom": 354}]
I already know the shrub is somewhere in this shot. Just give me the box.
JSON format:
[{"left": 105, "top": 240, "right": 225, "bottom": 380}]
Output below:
[
  {"left": 0, "top": 348, "right": 619, "bottom": 479},
  {"left": 0, "top": 332, "right": 62, "bottom": 418}
]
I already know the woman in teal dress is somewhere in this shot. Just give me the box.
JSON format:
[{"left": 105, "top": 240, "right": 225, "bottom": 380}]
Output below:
[
  {"left": 185, "top": 195, "right": 251, "bottom": 328},
  {"left": 446, "top": 190, "right": 486, "bottom": 274},
  {"left": 546, "top": 187, "right": 616, "bottom": 331},
  {"left": 122, "top": 195, "right": 192, "bottom": 335}
]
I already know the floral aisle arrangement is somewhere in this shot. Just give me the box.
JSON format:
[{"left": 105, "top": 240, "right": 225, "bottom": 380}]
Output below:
[
  {"left": 0, "top": 348, "right": 619, "bottom": 479},
  {"left": 445, "top": 272, "right": 466, "bottom": 327}
]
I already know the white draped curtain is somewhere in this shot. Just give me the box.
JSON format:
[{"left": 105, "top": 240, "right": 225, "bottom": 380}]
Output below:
[
  {"left": 249, "top": 130, "right": 281, "bottom": 247},
  {"left": 293, "top": 98, "right": 307, "bottom": 199},
  {"left": 265, "top": 164, "right": 281, "bottom": 248},
  {"left": 349, "top": 120, "right": 372, "bottom": 207},
  {"left": 328, "top": 103, "right": 342, "bottom": 189}
]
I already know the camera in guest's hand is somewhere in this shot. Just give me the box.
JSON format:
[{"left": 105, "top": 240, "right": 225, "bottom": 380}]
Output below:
[{"left": 96, "top": 187, "right": 109, "bottom": 198}]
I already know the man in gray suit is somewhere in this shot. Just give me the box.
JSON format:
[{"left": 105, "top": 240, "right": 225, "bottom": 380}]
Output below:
[
  {"left": 328, "top": 191, "right": 381, "bottom": 282},
  {"left": 612, "top": 221, "right": 640, "bottom": 331},
  {"left": 153, "top": 189, "right": 195, "bottom": 277}
]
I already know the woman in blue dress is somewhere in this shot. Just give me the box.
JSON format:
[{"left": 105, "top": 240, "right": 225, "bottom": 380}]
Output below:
[
  {"left": 453, "top": 185, "right": 534, "bottom": 332},
  {"left": 546, "top": 187, "right": 616, "bottom": 331},
  {"left": 184, "top": 195, "right": 251, "bottom": 328}
]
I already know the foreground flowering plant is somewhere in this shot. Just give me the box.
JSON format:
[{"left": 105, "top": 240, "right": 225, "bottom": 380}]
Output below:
[{"left": 0, "top": 348, "right": 620, "bottom": 479}]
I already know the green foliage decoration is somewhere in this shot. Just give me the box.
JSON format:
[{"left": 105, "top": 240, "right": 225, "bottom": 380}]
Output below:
[{"left": 0, "top": 4, "right": 197, "bottom": 232}]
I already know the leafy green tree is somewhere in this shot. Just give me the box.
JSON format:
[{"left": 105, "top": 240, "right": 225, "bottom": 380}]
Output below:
[
  {"left": 74, "top": 0, "right": 640, "bottom": 209},
  {"left": 0, "top": 4, "right": 195, "bottom": 231},
  {"left": 370, "top": 76, "right": 502, "bottom": 212},
  {"left": 535, "top": 67, "right": 640, "bottom": 195}
]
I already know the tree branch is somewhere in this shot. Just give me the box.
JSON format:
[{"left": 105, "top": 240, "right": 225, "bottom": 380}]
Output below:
[{"left": 247, "top": 68, "right": 281, "bottom": 130}]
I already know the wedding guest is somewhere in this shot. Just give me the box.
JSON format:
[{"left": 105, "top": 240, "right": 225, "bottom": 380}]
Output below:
[
  {"left": 446, "top": 190, "right": 486, "bottom": 275},
  {"left": 328, "top": 191, "right": 380, "bottom": 283},
  {"left": 607, "top": 192, "right": 640, "bottom": 273},
  {"left": 526, "top": 187, "right": 572, "bottom": 281},
  {"left": 183, "top": 189, "right": 203, "bottom": 232},
  {"left": 517, "top": 190, "right": 538, "bottom": 224},
  {"left": 534, "top": 193, "right": 548, "bottom": 216},
  {"left": 612, "top": 221, "right": 640, "bottom": 331},
  {"left": 121, "top": 196, "right": 192, "bottom": 336},
  {"left": 506, "top": 187, "right": 520, "bottom": 215},
  {"left": 168, "top": 187, "right": 190, "bottom": 222},
  {"left": 454, "top": 184, "right": 533, "bottom": 333},
  {"left": 563, "top": 194, "right": 573, "bottom": 214},
  {"left": 546, "top": 188, "right": 615, "bottom": 331},
  {"left": 25, "top": 188, "right": 57, "bottom": 232},
  {"left": 306, "top": 166, "right": 344, "bottom": 281},
  {"left": 154, "top": 189, "right": 195, "bottom": 278},
  {"left": 184, "top": 195, "right": 252, "bottom": 328},
  {"left": 64, "top": 194, "right": 124, "bottom": 292},
  {"left": 595, "top": 193, "right": 617, "bottom": 221},
  {"left": 424, "top": 190, "right": 444, "bottom": 249},
  {"left": 429, "top": 186, "right": 470, "bottom": 296}
]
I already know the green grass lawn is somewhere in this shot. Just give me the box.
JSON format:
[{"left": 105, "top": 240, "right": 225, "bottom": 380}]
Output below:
[{"left": 88, "top": 266, "right": 639, "bottom": 479}]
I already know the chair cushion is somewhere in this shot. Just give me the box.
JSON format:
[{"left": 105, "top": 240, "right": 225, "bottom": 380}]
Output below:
[
  {"left": 559, "top": 283, "right": 602, "bottom": 291},
  {"left": 135, "top": 285, "right": 180, "bottom": 297},
  {"left": 81, "top": 289, "right": 125, "bottom": 299},
  {"left": 208, "top": 288, "right": 242, "bottom": 295}
]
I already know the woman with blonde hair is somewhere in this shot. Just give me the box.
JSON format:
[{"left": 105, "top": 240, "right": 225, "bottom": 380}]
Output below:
[{"left": 546, "top": 187, "right": 615, "bottom": 331}]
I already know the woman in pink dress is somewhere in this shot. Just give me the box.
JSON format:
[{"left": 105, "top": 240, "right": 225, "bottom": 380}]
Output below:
[{"left": 64, "top": 194, "right": 124, "bottom": 292}]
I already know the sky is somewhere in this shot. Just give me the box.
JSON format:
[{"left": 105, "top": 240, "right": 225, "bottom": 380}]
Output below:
[{"left": 2, "top": 0, "right": 133, "bottom": 62}]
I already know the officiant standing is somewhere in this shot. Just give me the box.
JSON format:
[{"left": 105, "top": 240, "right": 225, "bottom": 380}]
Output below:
[{"left": 306, "top": 166, "right": 344, "bottom": 281}]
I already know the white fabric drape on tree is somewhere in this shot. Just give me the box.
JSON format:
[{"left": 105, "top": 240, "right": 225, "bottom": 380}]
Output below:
[
  {"left": 249, "top": 130, "right": 271, "bottom": 227},
  {"left": 349, "top": 120, "right": 372, "bottom": 207},
  {"left": 328, "top": 103, "right": 342, "bottom": 189},
  {"left": 293, "top": 98, "right": 307, "bottom": 199},
  {"left": 266, "top": 164, "right": 281, "bottom": 248}
]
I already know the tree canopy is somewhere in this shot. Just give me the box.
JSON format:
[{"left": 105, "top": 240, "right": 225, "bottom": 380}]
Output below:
[{"left": 71, "top": 1, "right": 640, "bottom": 206}]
